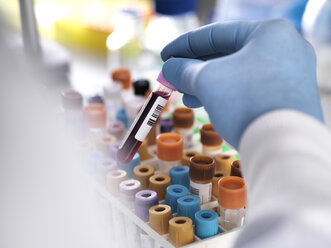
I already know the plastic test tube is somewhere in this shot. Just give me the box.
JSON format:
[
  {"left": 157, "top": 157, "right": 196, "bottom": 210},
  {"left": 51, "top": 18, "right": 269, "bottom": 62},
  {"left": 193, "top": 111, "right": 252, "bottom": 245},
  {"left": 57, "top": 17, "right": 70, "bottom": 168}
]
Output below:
[
  {"left": 133, "top": 164, "right": 155, "bottom": 189},
  {"left": 194, "top": 209, "right": 218, "bottom": 239},
  {"left": 116, "top": 72, "right": 177, "bottom": 164},
  {"left": 177, "top": 195, "right": 200, "bottom": 224},
  {"left": 61, "top": 89, "right": 84, "bottom": 139},
  {"left": 149, "top": 174, "right": 171, "bottom": 201},
  {"left": 218, "top": 176, "right": 247, "bottom": 231},
  {"left": 173, "top": 107, "right": 194, "bottom": 149},
  {"left": 156, "top": 133, "right": 183, "bottom": 174},
  {"left": 135, "top": 190, "right": 158, "bottom": 222},
  {"left": 107, "top": 121, "right": 125, "bottom": 141},
  {"left": 125, "top": 96, "right": 146, "bottom": 127},
  {"left": 149, "top": 204, "right": 173, "bottom": 235},
  {"left": 103, "top": 82, "right": 123, "bottom": 122},
  {"left": 200, "top": 124, "right": 223, "bottom": 157},
  {"left": 95, "top": 158, "right": 117, "bottom": 184},
  {"left": 83, "top": 103, "right": 107, "bottom": 145},
  {"left": 169, "top": 217, "right": 194, "bottom": 247},
  {"left": 119, "top": 179, "right": 142, "bottom": 248},
  {"left": 96, "top": 134, "right": 116, "bottom": 157},
  {"left": 181, "top": 150, "right": 200, "bottom": 166},
  {"left": 215, "top": 154, "right": 237, "bottom": 176},
  {"left": 169, "top": 166, "right": 190, "bottom": 189},
  {"left": 165, "top": 184, "right": 189, "bottom": 213},
  {"left": 212, "top": 171, "right": 225, "bottom": 197},
  {"left": 106, "top": 169, "right": 127, "bottom": 196},
  {"left": 189, "top": 155, "right": 215, "bottom": 204}
]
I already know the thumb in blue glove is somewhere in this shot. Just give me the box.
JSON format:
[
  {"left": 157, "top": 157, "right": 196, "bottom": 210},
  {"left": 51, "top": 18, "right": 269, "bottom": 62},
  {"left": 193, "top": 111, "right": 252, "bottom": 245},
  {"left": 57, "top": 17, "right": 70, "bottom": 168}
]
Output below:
[{"left": 161, "top": 19, "right": 323, "bottom": 150}]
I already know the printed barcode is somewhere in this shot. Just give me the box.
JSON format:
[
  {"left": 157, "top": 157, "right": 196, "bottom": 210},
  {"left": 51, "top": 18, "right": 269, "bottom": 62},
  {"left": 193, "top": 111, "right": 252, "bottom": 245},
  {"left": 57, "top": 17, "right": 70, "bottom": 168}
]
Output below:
[
  {"left": 147, "top": 104, "right": 163, "bottom": 126},
  {"left": 190, "top": 186, "right": 199, "bottom": 196}
]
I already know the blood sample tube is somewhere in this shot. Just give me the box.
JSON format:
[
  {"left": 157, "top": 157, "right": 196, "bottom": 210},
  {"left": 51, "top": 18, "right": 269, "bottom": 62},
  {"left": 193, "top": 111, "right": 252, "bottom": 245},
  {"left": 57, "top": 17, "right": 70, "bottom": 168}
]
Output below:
[
  {"left": 172, "top": 107, "right": 194, "bottom": 149},
  {"left": 181, "top": 150, "right": 200, "bottom": 166},
  {"left": 200, "top": 124, "right": 223, "bottom": 157},
  {"left": 218, "top": 176, "right": 247, "bottom": 231},
  {"left": 125, "top": 96, "right": 145, "bottom": 127},
  {"left": 133, "top": 164, "right": 155, "bottom": 189},
  {"left": 215, "top": 154, "right": 237, "bottom": 176},
  {"left": 156, "top": 133, "right": 183, "bottom": 174},
  {"left": 117, "top": 72, "right": 177, "bottom": 164},
  {"left": 189, "top": 155, "right": 215, "bottom": 204},
  {"left": 231, "top": 160, "right": 243, "bottom": 178}
]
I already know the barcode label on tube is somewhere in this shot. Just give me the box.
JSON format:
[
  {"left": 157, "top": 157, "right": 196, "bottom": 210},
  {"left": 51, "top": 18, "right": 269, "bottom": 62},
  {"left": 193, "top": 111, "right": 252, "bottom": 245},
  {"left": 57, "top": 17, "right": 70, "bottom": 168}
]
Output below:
[
  {"left": 135, "top": 96, "right": 167, "bottom": 142},
  {"left": 190, "top": 180, "right": 212, "bottom": 204}
]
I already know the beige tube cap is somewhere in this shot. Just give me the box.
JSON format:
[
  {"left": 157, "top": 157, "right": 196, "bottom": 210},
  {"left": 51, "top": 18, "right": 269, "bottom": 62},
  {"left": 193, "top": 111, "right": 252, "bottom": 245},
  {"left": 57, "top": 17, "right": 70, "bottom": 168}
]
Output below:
[
  {"left": 133, "top": 164, "right": 155, "bottom": 190},
  {"left": 149, "top": 174, "right": 171, "bottom": 201},
  {"left": 149, "top": 204, "right": 173, "bottom": 235},
  {"left": 106, "top": 169, "right": 127, "bottom": 196},
  {"left": 212, "top": 171, "right": 225, "bottom": 197},
  {"left": 96, "top": 134, "right": 116, "bottom": 157},
  {"left": 157, "top": 133, "right": 183, "bottom": 162},
  {"left": 181, "top": 150, "right": 200, "bottom": 166},
  {"left": 230, "top": 160, "right": 243, "bottom": 178},
  {"left": 215, "top": 154, "right": 237, "bottom": 176},
  {"left": 169, "top": 217, "right": 194, "bottom": 247},
  {"left": 218, "top": 176, "right": 247, "bottom": 209},
  {"left": 137, "top": 139, "right": 153, "bottom": 161}
]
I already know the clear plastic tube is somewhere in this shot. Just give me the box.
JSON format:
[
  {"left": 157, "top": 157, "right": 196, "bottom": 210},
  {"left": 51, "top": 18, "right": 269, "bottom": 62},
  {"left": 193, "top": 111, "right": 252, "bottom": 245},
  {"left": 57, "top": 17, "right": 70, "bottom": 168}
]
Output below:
[{"left": 117, "top": 84, "right": 173, "bottom": 164}]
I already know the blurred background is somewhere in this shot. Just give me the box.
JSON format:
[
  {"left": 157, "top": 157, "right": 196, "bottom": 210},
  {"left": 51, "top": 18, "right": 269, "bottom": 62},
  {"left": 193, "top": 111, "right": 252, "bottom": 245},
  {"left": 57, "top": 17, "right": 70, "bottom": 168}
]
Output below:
[{"left": 0, "top": 1, "right": 330, "bottom": 248}]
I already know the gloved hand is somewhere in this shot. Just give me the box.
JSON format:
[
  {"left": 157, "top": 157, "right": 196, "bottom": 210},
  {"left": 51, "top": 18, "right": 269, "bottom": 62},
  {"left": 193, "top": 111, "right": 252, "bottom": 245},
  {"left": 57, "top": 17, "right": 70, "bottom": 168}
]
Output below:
[{"left": 161, "top": 19, "right": 324, "bottom": 150}]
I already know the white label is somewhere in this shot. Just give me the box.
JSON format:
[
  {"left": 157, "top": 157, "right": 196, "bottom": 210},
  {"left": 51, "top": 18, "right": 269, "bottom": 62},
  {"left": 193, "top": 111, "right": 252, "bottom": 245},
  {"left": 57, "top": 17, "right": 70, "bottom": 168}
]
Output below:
[
  {"left": 135, "top": 96, "right": 167, "bottom": 142},
  {"left": 190, "top": 180, "right": 212, "bottom": 204},
  {"left": 119, "top": 94, "right": 153, "bottom": 149},
  {"left": 175, "top": 128, "right": 193, "bottom": 149}
]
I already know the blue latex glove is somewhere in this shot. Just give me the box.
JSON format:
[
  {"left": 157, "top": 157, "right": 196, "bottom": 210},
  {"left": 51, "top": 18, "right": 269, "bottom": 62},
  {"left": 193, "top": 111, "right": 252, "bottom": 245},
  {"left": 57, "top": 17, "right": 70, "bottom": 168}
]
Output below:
[{"left": 161, "top": 19, "right": 324, "bottom": 149}]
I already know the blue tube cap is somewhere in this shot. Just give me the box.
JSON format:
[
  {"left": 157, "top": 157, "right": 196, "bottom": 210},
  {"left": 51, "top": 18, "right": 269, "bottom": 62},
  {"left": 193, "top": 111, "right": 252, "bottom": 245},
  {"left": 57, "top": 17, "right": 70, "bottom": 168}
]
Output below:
[
  {"left": 177, "top": 195, "right": 200, "bottom": 224},
  {"left": 169, "top": 166, "right": 190, "bottom": 189},
  {"left": 195, "top": 210, "right": 218, "bottom": 239},
  {"left": 165, "top": 184, "right": 188, "bottom": 213},
  {"left": 118, "top": 153, "right": 140, "bottom": 178},
  {"left": 116, "top": 108, "right": 128, "bottom": 128}
]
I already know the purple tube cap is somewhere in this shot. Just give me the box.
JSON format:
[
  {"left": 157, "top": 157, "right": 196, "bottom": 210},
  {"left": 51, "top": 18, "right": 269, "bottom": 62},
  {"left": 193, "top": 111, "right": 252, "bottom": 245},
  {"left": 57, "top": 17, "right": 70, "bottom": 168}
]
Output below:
[
  {"left": 157, "top": 72, "right": 177, "bottom": 91},
  {"left": 135, "top": 190, "right": 158, "bottom": 207}
]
